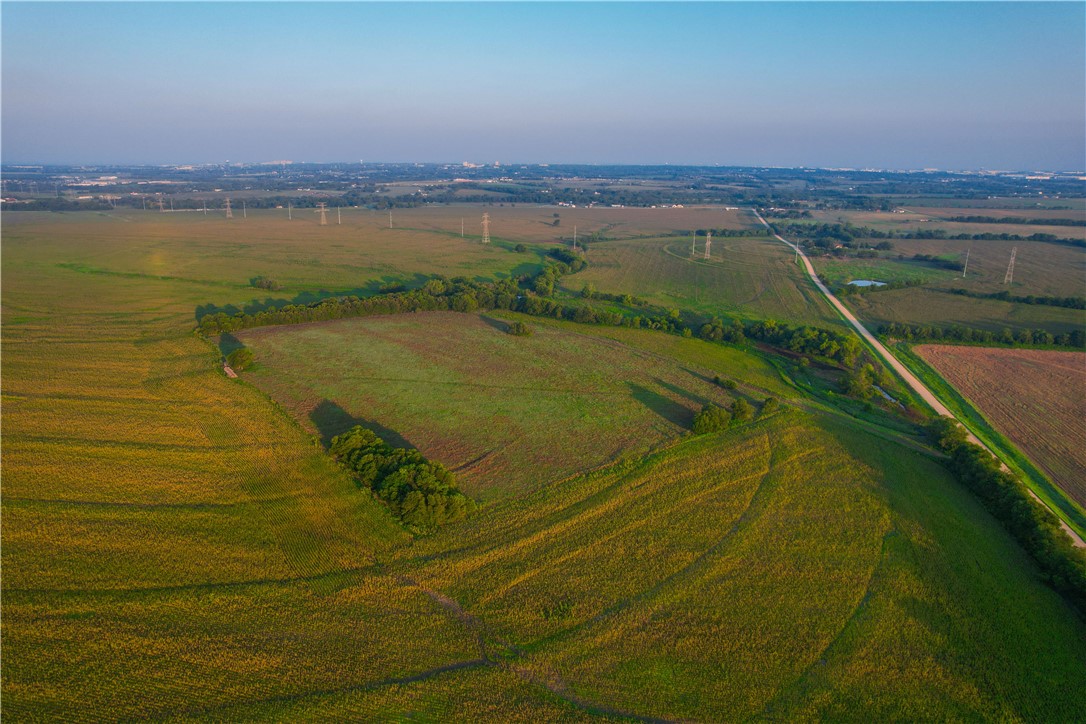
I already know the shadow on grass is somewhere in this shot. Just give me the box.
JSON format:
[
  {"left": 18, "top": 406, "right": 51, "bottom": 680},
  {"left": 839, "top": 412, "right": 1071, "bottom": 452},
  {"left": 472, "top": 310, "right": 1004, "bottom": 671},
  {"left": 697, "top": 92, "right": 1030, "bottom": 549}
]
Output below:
[
  {"left": 626, "top": 382, "right": 692, "bottom": 429},
  {"left": 309, "top": 399, "right": 415, "bottom": 450},
  {"left": 195, "top": 273, "right": 431, "bottom": 322},
  {"left": 217, "top": 332, "right": 245, "bottom": 359},
  {"left": 654, "top": 377, "right": 711, "bottom": 408},
  {"left": 478, "top": 315, "right": 510, "bottom": 333}
]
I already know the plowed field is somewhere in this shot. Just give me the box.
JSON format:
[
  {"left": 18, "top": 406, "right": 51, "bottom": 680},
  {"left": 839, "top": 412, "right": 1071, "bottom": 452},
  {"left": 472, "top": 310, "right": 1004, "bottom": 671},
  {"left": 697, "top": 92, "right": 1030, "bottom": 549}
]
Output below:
[{"left": 915, "top": 345, "right": 1086, "bottom": 507}]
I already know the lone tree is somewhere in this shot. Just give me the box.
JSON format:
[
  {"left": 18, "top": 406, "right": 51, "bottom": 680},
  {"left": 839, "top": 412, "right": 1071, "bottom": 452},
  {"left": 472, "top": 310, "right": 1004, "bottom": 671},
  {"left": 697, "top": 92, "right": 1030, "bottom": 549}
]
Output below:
[{"left": 693, "top": 404, "right": 730, "bottom": 434}]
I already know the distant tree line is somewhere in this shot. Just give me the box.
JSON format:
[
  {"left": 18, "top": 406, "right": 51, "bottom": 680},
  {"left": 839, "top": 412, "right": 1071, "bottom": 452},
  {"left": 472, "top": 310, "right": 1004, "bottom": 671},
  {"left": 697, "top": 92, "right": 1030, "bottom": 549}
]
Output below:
[
  {"left": 330, "top": 426, "right": 473, "bottom": 533},
  {"left": 879, "top": 322, "right": 1085, "bottom": 349},
  {"left": 945, "top": 215, "right": 1085, "bottom": 227},
  {"left": 928, "top": 418, "right": 1086, "bottom": 615},
  {"left": 945, "top": 288, "right": 1086, "bottom": 310},
  {"left": 775, "top": 222, "right": 1085, "bottom": 248}
]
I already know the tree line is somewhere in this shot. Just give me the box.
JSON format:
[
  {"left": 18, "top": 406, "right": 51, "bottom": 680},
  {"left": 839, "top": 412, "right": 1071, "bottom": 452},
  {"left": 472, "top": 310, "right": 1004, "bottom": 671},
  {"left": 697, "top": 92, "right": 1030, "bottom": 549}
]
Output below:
[
  {"left": 928, "top": 418, "right": 1086, "bottom": 615},
  {"left": 945, "top": 288, "right": 1086, "bottom": 310},
  {"left": 879, "top": 322, "right": 1085, "bottom": 349},
  {"left": 330, "top": 425, "right": 473, "bottom": 534},
  {"left": 775, "top": 222, "right": 1085, "bottom": 247},
  {"left": 945, "top": 215, "right": 1085, "bottom": 227}
]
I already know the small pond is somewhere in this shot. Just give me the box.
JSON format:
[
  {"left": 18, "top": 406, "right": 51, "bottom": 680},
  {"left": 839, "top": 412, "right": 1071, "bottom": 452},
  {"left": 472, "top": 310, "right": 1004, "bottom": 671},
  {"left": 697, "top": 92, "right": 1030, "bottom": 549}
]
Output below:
[{"left": 848, "top": 280, "right": 886, "bottom": 287}]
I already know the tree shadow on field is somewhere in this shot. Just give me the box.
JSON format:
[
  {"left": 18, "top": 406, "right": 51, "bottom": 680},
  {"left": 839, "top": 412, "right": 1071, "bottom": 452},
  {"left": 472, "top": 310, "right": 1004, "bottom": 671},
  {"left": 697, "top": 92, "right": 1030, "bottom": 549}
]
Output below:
[
  {"left": 309, "top": 399, "right": 415, "bottom": 450},
  {"left": 653, "top": 377, "right": 711, "bottom": 408},
  {"left": 217, "top": 332, "right": 245, "bottom": 359},
  {"left": 478, "top": 315, "right": 510, "bottom": 333},
  {"left": 626, "top": 382, "right": 692, "bottom": 429}
]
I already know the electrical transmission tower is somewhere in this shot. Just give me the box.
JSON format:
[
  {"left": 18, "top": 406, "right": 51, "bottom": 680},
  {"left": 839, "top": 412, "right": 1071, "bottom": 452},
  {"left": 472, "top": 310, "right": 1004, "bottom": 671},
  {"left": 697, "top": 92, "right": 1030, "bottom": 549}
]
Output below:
[
  {"left": 389, "top": 209, "right": 393, "bottom": 229},
  {"left": 573, "top": 226, "right": 578, "bottom": 251},
  {"left": 242, "top": 200, "right": 247, "bottom": 218},
  {"left": 1003, "top": 247, "right": 1017, "bottom": 284},
  {"left": 317, "top": 202, "right": 328, "bottom": 226},
  {"left": 481, "top": 213, "right": 490, "bottom": 244},
  {"left": 225, "top": 198, "right": 233, "bottom": 219},
  {"left": 288, "top": 202, "right": 292, "bottom": 220},
  {"left": 962, "top": 248, "right": 970, "bottom": 278},
  {"left": 337, "top": 207, "right": 342, "bottom": 225},
  {"left": 703, "top": 230, "right": 712, "bottom": 260},
  {"left": 691, "top": 231, "right": 696, "bottom": 258},
  {"left": 461, "top": 218, "right": 465, "bottom": 238}
]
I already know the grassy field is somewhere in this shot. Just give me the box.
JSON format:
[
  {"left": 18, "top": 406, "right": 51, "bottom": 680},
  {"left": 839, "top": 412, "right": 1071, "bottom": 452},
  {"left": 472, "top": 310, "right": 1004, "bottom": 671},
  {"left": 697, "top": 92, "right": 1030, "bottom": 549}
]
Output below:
[
  {"left": 914, "top": 345, "right": 1086, "bottom": 508},
  {"left": 559, "top": 233, "right": 844, "bottom": 326},
  {"left": 5, "top": 209, "right": 1086, "bottom": 719},
  {"left": 237, "top": 311, "right": 781, "bottom": 500}
]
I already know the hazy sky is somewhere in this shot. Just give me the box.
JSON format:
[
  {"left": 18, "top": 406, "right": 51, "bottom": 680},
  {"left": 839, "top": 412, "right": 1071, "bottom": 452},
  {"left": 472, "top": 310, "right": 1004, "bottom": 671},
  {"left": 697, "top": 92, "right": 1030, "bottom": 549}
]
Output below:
[{"left": 3, "top": 2, "right": 1084, "bottom": 169}]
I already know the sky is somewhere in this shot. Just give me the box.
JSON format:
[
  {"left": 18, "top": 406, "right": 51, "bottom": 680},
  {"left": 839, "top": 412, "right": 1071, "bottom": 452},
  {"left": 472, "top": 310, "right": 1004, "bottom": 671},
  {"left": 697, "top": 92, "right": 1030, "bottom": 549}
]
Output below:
[{"left": 2, "top": 2, "right": 1084, "bottom": 170}]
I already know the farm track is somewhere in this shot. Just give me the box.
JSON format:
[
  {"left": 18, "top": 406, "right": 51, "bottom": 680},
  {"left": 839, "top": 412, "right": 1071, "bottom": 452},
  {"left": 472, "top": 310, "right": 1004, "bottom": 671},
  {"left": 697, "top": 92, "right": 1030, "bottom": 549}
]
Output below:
[{"left": 752, "top": 210, "right": 1086, "bottom": 549}]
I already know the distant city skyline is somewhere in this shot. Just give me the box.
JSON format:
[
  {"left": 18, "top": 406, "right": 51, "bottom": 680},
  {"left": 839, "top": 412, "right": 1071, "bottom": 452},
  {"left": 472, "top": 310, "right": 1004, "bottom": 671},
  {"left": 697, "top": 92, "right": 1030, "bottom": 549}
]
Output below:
[{"left": 3, "top": 2, "right": 1084, "bottom": 170}]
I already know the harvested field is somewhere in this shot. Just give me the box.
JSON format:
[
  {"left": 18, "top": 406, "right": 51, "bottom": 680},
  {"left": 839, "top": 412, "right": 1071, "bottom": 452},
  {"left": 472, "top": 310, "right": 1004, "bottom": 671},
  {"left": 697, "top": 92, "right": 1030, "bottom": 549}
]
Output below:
[{"left": 915, "top": 345, "right": 1086, "bottom": 507}]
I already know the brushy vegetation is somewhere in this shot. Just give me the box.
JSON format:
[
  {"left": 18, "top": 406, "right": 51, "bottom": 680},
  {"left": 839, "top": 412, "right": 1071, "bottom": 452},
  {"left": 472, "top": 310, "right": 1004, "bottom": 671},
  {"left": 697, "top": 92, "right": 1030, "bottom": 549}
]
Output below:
[{"left": 330, "top": 425, "right": 473, "bottom": 533}]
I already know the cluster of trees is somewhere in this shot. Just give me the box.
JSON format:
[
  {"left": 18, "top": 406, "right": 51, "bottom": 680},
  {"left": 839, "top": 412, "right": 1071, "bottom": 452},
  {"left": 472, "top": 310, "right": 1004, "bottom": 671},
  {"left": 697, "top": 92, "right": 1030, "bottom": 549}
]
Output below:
[
  {"left": 250, "top": 276, "right": 282, "bottom": 291},
  {"left": 841, "top": 363, "right": 895, "bottom": 400},
  {"left": 928, "top": 418, "right": 1086, "bottom": 614},
  {"left": 945, "top": 215, "right": 1085, "bottom": 227},
  {"left": 580, "top": 283, "right": 648, "bottom": 308},
  {"left": 946, "top": 288, "right": 1086, "bottom": 310},
  {"left": 692, "top": 398, "right": 757, "bottom": 434},
  {"left": 691, "top": 228, "right": 769, "bottom": 238},
  {"left": 330, "top": 426, "right": 473, "bottom": 533},
  {"left": 698, "top": 317, "right": 861, "bottom": 368},
  {"left": 879, "top": 322, "right": 1085, "bottom": 349}
]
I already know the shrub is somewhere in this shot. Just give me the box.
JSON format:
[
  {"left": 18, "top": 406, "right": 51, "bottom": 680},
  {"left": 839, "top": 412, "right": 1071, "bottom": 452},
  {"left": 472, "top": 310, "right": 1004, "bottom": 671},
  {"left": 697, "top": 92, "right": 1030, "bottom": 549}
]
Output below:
[
  {"left": 761, "top": 397, "right": 779, "bottom": 416},
  {"left": 507, "top": 321, "right": 532, "bottom": 336},
  {"left": 513, "top": 243, "right": 527, "bottom": 253},
  {"left": 250, "top": 275, "right": 281, "bottom": 291},
  {"left": 693, "top": 404, "right": 730, "bottom": 434}
]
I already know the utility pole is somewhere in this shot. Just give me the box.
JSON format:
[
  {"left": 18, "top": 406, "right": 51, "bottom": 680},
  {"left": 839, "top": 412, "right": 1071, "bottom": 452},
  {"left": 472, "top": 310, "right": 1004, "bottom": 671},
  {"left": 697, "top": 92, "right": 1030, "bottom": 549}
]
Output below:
[
  {"left": 1003, "top": 247, "right": 1017, "bottom": 284},
  {"left": 481, "top": 212, "right": 490, "bottom": 244},
  {"left": 704, "top": 230, "right": 712, "bottom": 260},
  {"left": 225, "top": 198, "right": 233, "bottom": 219}
]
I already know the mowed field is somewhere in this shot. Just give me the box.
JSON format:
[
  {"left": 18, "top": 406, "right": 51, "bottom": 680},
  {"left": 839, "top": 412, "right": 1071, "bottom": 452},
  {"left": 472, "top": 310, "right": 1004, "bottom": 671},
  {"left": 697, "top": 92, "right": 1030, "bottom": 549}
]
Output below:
[
  {"left": 4, "top": 210, "right": 1086, "bottom": 719},
  {"left": 237, "top": 311, "right": 787, "bottom": 500},
  {"left": 915, "top": 345, "right": 1086, "bottom": 508}
]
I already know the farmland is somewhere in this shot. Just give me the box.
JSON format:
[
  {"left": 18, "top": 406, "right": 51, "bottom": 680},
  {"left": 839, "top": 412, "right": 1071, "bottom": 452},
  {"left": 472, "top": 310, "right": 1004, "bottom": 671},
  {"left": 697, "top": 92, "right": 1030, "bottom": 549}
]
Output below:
[
  {"left": 4, "top": 207, "right": 1086, "bottom": 719},
  {"left": 238, "top": 311, "right": 777, "bottom": 500},
  {"left": 914, "top": 345, "right": 1086, "bottom": 508}
]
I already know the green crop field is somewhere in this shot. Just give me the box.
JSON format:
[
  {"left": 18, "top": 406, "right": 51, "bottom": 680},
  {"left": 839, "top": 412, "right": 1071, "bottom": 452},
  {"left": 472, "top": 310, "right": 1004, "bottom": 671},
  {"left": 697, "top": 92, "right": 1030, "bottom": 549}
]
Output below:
[{"left": 4, "top": 209, "right": 1086, "bottom": 720}]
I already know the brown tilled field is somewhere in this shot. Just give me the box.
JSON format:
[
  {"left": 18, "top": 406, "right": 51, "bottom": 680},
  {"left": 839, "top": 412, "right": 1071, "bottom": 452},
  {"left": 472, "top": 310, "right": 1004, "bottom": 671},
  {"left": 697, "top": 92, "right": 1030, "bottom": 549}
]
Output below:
[{"left": 915, "top": 345, "right": 1086, "bottom": 507}]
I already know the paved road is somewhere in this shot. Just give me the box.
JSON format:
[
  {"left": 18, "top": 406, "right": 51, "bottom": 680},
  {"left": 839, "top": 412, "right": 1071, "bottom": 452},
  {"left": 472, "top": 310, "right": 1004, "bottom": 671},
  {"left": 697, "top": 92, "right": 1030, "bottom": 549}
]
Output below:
[{"left": 751, "top": 210, "right": 1085, "bottom": 548}]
